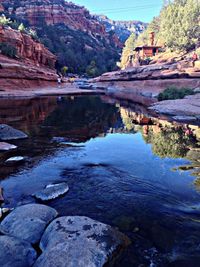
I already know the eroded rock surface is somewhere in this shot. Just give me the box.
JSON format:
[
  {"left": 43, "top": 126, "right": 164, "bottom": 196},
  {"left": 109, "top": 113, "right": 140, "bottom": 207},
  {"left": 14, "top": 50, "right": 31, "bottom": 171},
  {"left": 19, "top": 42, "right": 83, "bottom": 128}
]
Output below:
[
  {"left": 0, "top": 124, "right": 28, "bottom": 141},
  {"left": 149, "top": 93, "right": 200, "bottom": 118},
  {"left": 33, "top": 183, "right": 69, "bottom": 201},
  {"left": 0, "top": 204, "right": 58, "bottom": 244},
  {"left": 34, "top": 216, "right": 130, "bottom": 267},
  {"left": 0, "top": 235, "right": 37, "bottom": 267}
]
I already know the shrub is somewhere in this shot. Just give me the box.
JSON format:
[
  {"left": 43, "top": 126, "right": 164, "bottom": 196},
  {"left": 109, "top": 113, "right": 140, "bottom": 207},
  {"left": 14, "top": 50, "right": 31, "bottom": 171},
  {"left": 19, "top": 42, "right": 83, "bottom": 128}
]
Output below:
[
  {"left": 158, "top": 86, "right": 195, "bottom": 101},
  {"left": 0, "top": 43, "right": 17, "bottom": 58}
]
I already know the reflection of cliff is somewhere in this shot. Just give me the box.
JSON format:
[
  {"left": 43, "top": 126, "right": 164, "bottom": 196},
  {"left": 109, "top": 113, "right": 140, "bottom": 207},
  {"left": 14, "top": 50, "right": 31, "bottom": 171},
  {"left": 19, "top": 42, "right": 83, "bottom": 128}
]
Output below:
[
  {"left": 43, "top": 96, "right": 121, "bottom": 142},
  {"left": 0, "top": 97, "right": 57, "bottom": 135}
]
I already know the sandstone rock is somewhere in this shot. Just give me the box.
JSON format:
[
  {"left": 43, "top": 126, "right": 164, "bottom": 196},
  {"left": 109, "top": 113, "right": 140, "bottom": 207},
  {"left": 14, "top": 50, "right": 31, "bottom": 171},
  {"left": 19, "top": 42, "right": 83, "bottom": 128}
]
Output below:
[
  {"left": 0, "top": 124, "right": 28, "bottom": 141},
  {"left": 0, "top": 25, "right": 56, "bottom": 68},
  {"left": 0, "top": 204, "right": 58, "bottom": 244},
  {"left": 33, "top": 183, "right": 69, "bottom": 201},
  {"left": 0, "top": 235, "right": 37, "bottom": 267},
  {"left": 34, "top": 216, "right": 130, "bottom": 267},
  {"left": 150, "top": 94, "right": 200, "bottom": 117},
  {"left": 0, "top": 142, "right": 17, "bottom": 151}
]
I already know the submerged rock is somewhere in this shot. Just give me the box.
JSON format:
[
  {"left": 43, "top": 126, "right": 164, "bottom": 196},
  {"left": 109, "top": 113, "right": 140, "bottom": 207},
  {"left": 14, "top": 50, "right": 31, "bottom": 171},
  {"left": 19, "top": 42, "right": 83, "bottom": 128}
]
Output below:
[
  {"left": 0, "top": 204, "right": 58, "bottom": 244},
  {"left": 0, "top": 124, "right": 28, "bottom": 141},
  {"left": 0, "top": 142, "right": 17, "bottom": 151},
  {"left": 6, "top": 156, "right": 25, "bottom": 163},
  {"left": 33, "top": 183, "right": 69, "bottom": 201},
  {"left": 0, "top": 235, "right": 37, "bottom": 267},
  {"left": 34, "top": 216, "right": 130, "bottom": 267}
]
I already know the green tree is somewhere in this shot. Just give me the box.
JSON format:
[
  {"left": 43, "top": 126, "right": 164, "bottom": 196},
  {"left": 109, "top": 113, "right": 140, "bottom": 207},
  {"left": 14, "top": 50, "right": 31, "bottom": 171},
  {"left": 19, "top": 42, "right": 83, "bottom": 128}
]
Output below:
[
  {"left": 0, "top": 14, "right": 11, "bottom": 25},
  {"left": 159, "top": 0, "right": 200, "bottom": 51},
  {"left": 86, "top": 60, "right": 99, "bottom": 77},
  {"left": 61, "top": 66, "right": 68, "bottom": 76},
  {"left": 18, "top": 23, "right": 25, "bottom": 32},
  {"left": 119, "top": 33, "right": 136, "bottom": 69}
]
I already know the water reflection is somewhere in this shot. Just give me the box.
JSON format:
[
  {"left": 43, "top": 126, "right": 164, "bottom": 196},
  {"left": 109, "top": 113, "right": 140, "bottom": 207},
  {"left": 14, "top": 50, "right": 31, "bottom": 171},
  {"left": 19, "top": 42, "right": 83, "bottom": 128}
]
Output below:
[{"left": 0, "top": 95, "right": 200, "bottom": 266}]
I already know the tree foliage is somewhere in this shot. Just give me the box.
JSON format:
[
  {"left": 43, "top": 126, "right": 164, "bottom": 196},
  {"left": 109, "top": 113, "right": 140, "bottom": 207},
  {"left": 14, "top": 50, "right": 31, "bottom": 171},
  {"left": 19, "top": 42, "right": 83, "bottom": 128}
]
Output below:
[
  {"left": 134, "top": 0, "right": 200, "bottom": 52},
  {"left": 119, "top": 33, "right": 136, "bottom": 69},
  {"left": 0, "top": 14, "right": 11, "bottom": 25},
  {"left": 158, "top": 86, "right": 195, "bottom": 101},
  {"left": 159, "top": 0, "right": 200, "bottom": 51}
]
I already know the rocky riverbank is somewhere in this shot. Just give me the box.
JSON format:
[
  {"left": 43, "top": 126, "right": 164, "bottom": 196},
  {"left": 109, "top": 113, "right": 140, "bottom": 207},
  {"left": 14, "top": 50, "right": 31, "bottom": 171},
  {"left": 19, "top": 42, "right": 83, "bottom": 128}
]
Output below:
[
  {"left": 91, "top": 59, "right": 200, "bottom": 122},
  {"left": 0, "top": 55, "right": 58, "bottom": 90},
  {"left": 0, "top": 123, "right": 131, "bottom": 266},
  {"left": 0, "top": 203, "right": 130, "bottom": 267}
]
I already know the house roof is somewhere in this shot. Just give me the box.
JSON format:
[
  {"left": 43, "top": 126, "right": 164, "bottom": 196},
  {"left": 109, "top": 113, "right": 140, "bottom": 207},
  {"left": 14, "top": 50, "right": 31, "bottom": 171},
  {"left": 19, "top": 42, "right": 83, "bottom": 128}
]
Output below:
[{"left": 135, "top": 45, "right": 162, "bottom": 51}]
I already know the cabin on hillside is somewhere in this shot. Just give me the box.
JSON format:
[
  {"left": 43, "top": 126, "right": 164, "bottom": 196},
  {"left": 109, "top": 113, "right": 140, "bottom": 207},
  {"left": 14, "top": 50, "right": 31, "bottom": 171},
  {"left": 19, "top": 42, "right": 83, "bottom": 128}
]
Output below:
[{"left": 134, "top": 32, "right": 161, "bottom": 60}]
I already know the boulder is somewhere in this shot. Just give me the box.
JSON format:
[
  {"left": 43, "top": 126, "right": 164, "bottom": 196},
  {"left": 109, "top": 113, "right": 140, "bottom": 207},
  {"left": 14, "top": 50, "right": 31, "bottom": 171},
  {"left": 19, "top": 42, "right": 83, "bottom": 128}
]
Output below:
[
  {"left": 34, "top": 216, "right": 130, "bottom": 267},
  {"left": 0, "top": 124, "right": 28, "bottom": 141},
  {"left": 0, "top": 142, "right": 17, "bottom": 151},
  {"left": 33, "top": 183, "right": 69, "bottom": 201},
  {"left": 0, "top": 235, "right": 37, "bottom": 267},
  {"left": 0, "top": 204, "right": 58, "bottom": 244}
]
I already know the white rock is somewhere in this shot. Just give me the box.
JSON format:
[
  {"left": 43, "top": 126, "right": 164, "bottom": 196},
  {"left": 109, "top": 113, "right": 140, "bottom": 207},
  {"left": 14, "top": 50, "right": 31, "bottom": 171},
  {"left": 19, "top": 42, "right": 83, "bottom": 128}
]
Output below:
[
  {"left": 0, "top": 142, "right": 17, "bottom": 151},
  {"left": 34, "top": 216, "right": 130, "bottom": 267},
  {"left": 33, "top": 183, "right": 69, "bottom": 201},
  {"left": 6, "top": 156, "right": 24, "bottom": 163}
]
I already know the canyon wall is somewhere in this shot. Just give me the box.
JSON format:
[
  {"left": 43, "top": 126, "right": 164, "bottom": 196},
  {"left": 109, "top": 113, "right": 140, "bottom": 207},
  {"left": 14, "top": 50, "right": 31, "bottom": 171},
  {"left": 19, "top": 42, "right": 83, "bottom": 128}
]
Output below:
[{"left": 0, "top": 25, "right": 56, "bottom": 68}]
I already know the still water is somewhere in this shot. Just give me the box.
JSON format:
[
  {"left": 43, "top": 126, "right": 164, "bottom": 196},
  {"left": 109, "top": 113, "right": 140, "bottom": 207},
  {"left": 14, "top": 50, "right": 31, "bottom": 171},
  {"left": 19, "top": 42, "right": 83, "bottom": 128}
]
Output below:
[{"left": 0, "top": 95, "right": 200, "bottom": 266}]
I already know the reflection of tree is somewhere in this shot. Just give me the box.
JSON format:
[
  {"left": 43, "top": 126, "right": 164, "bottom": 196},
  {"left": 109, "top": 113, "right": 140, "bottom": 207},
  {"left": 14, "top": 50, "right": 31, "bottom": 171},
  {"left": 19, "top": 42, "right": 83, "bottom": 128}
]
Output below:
[
  {"left": 143, "top": 127, "right": 196, "bottom": 158},
  {"left": 43, "top": 96, "right": 121, "bottom": 141}
]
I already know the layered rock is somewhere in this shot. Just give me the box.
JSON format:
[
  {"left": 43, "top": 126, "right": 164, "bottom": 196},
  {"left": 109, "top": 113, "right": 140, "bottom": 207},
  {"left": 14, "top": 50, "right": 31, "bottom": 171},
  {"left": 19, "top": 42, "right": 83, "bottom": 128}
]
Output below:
[
  {"left": 0, "top": 0, "right": 118, "bottom": 43},
  {"left": 95, "top": 15, "right": 147, "bottom": 42},
  {"left": 0, "top": 54, "right": 58, "bottom": 89},
  {"left": 94, "top": 63, "right": 200, "bottom": 82},
  {"left": 0, "top": 25, "right": 56, "bottom": 68}
]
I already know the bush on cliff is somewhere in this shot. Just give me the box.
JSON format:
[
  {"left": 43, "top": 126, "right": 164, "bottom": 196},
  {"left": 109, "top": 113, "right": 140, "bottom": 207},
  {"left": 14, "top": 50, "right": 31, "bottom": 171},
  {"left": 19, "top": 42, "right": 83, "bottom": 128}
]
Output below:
[
  {"left": 0, "top": 43, "right": 17, "bottom": 58},
  {"left": 158, "top": 86, "right": 195, "bottom": 101}
]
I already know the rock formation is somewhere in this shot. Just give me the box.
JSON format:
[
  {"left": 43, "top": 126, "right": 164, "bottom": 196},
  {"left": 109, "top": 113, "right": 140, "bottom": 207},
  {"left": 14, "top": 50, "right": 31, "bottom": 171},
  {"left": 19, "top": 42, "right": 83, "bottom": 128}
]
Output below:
[
  {"left": 0, "top": 25, "right": 56, "bottom": 68},
  {"left": 95, "top": 15, "right": 147, "bottom": 42},
  {"left": 0, "top": 0, "right": 121, "bottom": 74},
  {"left": 0, "top": 0, "right": 119, "bottom": 44}
]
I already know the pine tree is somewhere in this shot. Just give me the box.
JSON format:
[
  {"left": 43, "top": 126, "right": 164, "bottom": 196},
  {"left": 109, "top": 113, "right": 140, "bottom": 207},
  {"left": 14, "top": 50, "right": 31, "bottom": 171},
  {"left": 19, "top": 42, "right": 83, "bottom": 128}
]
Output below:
[{"left": 119, "top": 33, "right": 136, "bottom": 69}]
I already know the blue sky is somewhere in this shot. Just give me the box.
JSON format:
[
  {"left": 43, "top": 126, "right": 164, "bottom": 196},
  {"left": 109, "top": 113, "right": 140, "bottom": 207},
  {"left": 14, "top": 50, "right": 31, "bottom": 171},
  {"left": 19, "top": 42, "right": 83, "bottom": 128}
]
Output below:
[{"left": 72, "top": 0, "right": 163, "bottom": 22}]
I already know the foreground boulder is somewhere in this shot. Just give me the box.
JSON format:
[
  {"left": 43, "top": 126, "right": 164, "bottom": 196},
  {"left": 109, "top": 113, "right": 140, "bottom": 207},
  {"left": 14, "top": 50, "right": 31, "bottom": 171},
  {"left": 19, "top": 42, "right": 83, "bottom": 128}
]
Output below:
[
  {"left": 0, "top": 204, "right": 58, "bottom": 244},
  {"left": 33, "top": 183, "right": 69, "bottom": 201},
  {"left": 0, "top": 142, "right": 17, "bottom": 151},
  {"left": 34, "top": 216, "right": 130, "bottom": 267},
  {"left": 149, "top": 94, "right": 200, "bottom": 117},
  {"left": 0, "top": 124, "right": 28, "bottom": 141},
  {"left": 0, "top": 235, "right": 37, "bottom": 267}
]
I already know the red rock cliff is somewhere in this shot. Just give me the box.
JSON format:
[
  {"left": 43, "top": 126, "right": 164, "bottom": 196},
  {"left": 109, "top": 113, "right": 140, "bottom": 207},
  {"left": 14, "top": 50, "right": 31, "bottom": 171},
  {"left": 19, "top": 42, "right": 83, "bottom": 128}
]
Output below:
[
  {"left": 0, "top": 25, "right": 56, "bottom": 68},
  {"left": 1, "top": 0, "right": 105, "bottom": 36}
]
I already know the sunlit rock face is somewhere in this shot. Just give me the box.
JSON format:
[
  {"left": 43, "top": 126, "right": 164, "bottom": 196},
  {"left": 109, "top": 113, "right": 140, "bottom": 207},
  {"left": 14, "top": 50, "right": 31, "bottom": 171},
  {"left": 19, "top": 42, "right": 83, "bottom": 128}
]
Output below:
[
  {"left": 0, "top": 26, "right": 56, "bottom": 68},
  {"left": 0, "top": 0, "right": 120, "bottom": 45}
]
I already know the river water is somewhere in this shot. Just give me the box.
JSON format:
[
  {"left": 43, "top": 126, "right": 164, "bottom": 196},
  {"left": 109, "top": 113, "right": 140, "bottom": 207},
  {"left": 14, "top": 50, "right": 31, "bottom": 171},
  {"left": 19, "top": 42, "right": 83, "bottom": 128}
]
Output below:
[{"left": 0, "top": 95, "right": 200, "bottom": 266}]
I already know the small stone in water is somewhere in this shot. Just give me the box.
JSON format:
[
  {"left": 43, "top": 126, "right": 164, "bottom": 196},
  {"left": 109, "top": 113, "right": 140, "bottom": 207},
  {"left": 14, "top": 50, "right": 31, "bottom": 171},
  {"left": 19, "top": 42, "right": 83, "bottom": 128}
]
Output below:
[
  {"left": 6, "top": 156, "right": 24, "bottom": 163},
  {"left": 0, "top": 142, "right": 17, "bottom": 151},
  {"left": 33, "top": 182, "right": 69, "bottom": 201}
]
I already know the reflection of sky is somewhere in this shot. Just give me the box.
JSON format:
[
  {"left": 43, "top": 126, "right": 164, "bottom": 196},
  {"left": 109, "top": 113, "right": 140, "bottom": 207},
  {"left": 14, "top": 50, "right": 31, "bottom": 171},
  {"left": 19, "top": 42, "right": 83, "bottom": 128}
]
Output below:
[
  {"left": 73, "top": 0, "right": 163, "bottom": 22},
  {"left": 1, "top": 132, "right": 198, "bottom": 208}
]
